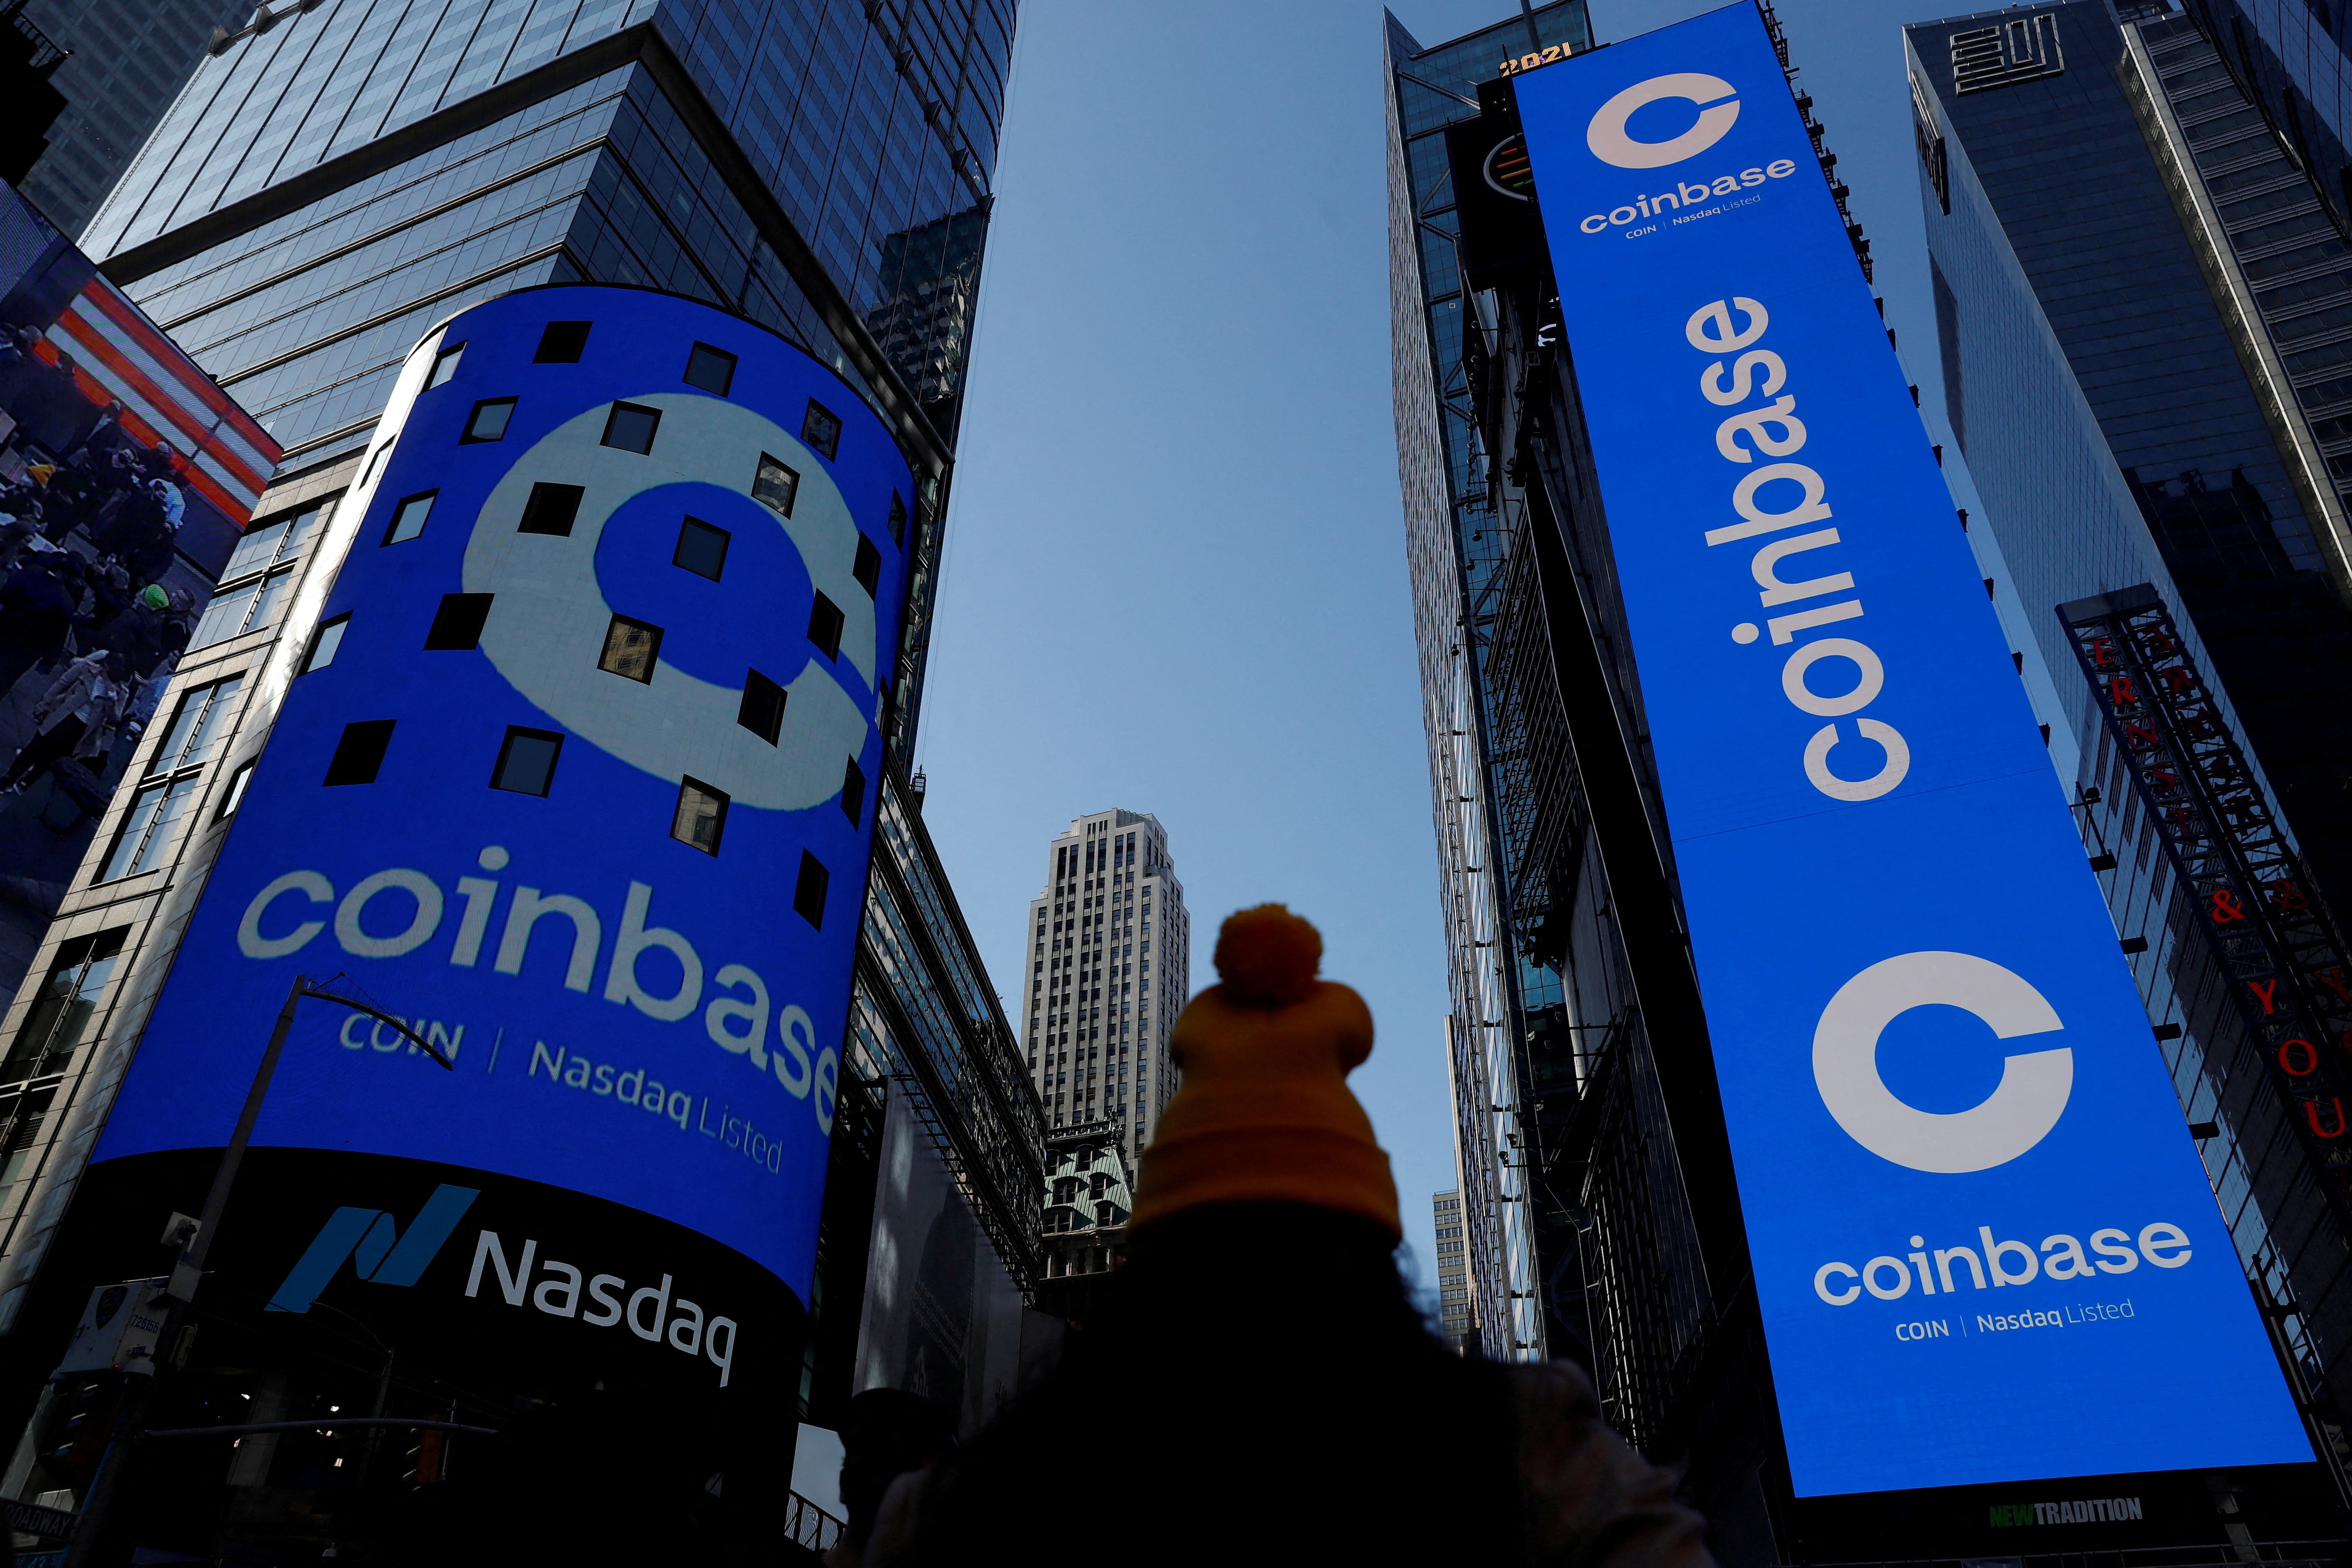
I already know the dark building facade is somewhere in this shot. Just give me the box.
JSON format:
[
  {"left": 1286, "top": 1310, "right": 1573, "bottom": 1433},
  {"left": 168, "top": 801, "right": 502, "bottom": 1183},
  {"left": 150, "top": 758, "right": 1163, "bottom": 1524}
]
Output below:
[
  {"left": 1912, "top": 0, "right": 2352, "bottom": 1511},
  {"left": 0, "top": 0, "right": 1039, "bottom": 1554},
  {"left": 13, "top": 0, "right": 254, "bottom": 235}
]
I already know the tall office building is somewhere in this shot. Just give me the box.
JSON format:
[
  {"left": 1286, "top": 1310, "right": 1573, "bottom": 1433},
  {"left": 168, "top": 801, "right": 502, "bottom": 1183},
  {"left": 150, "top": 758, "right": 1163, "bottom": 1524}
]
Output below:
[
  {"left": 0, "top": 1, "right": 1044, "bottom": 1551},
  {"left": 1019, "top": 811, "right": 1186, "bottom": 1158},
  {"left": 1430, "top": 1188, "right": 1470, "bottom": 1351},
  {"left": 1388, "top": 2, "right": 1875, "bottom": 1554},
  {"left": 1911, "top": 0, "right": 2352, "bottom": 1492},
  {"left": 13, "top": 0, "right": 254, "bottom": 235}
]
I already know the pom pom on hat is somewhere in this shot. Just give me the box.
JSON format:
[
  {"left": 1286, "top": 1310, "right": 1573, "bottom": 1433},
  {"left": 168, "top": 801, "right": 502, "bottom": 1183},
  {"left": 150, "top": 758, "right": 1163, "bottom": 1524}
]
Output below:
[{"left": 1214, "top": 904, "right": 1321, "bottom": 1007}]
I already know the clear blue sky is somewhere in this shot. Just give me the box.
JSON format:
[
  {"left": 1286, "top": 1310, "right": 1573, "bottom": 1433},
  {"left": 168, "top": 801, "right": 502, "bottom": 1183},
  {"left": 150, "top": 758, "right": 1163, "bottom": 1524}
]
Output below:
[{"left": 914, "top": 0, "right": 1985, "bottom": 1294}]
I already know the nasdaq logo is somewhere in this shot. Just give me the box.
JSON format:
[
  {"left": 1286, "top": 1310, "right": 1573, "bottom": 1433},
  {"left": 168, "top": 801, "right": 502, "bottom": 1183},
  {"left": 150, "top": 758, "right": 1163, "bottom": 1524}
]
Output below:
[
  {"left": 266, "top": 1185, "right": 480, "bottom": 1313},
  {"left": 1586, "top": 72, "right": 1740, "bottom": 167}
]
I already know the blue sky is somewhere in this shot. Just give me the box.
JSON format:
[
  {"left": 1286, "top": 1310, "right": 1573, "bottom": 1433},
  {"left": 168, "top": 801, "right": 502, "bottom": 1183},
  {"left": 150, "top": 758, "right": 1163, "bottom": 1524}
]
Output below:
[{"left": 914, "top": 0, "right": 1987, "bottom": 1293}]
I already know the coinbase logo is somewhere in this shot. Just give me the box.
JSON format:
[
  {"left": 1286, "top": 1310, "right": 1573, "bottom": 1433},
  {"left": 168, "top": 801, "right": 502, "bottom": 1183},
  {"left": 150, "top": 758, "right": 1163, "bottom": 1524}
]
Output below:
[
  {"left": 1586, "top": 72, "right": 1740, "bottom": 168},
  {"left": 1812, "top": 952, "right": 2073, "bottom": 1174}
]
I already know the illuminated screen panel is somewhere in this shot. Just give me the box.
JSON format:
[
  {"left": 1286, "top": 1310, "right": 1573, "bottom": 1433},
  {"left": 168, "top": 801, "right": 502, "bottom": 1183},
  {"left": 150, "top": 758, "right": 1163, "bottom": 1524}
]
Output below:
[
  {"left": 94, "top": 287, "right": 910, "bottom": 1327},
  {"left": 1513, "top": 3, "right": 2309, "bottom": 1496}
]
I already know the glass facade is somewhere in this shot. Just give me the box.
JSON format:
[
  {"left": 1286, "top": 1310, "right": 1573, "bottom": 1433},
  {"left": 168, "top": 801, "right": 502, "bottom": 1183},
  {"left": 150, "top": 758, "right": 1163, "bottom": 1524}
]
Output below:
[
  {"left": 82, "top": 0, "right": 1008, "bottom": 471},
  {"left": 1910, "top": 0, "right": 2352, "bottom": 1482},
  {"left": 15, "top": 0, "right": 256, "bottom": 237},
  {"left": 1385, "top": 0, "right": 1590, "bottom": 1377}
]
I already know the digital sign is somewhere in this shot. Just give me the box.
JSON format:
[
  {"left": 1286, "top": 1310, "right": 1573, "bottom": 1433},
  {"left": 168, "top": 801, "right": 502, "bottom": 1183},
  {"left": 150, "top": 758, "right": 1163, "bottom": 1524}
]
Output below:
[
  {"left": 1513, "top": 4, "right": 2310, "bottom": 1496},
  {"left": 90, "top": 286, "right": 911, "bottom": 1317}
]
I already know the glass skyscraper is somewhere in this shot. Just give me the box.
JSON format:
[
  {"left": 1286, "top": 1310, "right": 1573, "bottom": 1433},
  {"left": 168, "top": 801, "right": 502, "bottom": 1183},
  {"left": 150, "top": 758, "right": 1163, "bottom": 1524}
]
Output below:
[
  {"left": 78, "top": 0, "right": 1008, "bottom": 481},
  {"left": 0, "top": 5, "right": 1040, "bottom": 1542},
  {"left": 13, "top": 0, "right": 255, "bottom": 236},
  {"left": 1911, "top": 0, "right": 2352, "bottom": 1498}
]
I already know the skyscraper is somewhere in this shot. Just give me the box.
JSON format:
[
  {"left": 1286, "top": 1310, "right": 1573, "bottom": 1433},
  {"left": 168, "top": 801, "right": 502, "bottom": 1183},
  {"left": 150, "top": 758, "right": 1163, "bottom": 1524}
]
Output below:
[
  {"left": 0, "top": 3, "right": 1041, "bottom": 1547},
  {"left": 12, "top": 0, "right": 254, "bottom": 235},
  {"left": 1911, "top": 0, "right": 2352, "bottom": 1495},
  {"left": 1430, "top": 1187, "right": 1470, "bottom": 1351},
  {"left": 1020, "top": 810, "right": 1186, "bottom": 1159}
]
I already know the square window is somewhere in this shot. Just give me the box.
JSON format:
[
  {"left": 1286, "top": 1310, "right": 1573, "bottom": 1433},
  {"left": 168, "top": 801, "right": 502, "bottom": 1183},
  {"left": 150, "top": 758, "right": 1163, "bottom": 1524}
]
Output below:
[
  {"left": 602, "top": 401, "right": 661, "bottom": 454},
  {"left": 424, "top": 592, "right": 494, "bottom": 650},
  {"left": 840, "top": 755, "right": 865, "bottom": 827},
  {"left": 491, "top": 726, "right": 563, "bottom": 796},
  {"left": 672, "top": 776, "right": 729, "bottom": 855},
  {"left": 683, "top": 341, "right": 737, "bottom": 395},
  {"left": 301, "top": 614, "right": 350, "bottom": 674},
  {"left": 534, "top": 320, "right": 591, "bottom": 362},
  {"left": 462, "top": 397, "right": 516, "bottom": 443},
  {"left": 426, "top": 342, "right": 464, "bottom": 388},
  {"left": 598, "top": 614, "right": 663, "bottom": 683},
  {"left": 738, "top": 668, "right": 785, "bottom": 744},
  {"left": 674, "top": 516, "right": 731, "bottom": 581},
  {"left": 361, "top": 438, "right": 396, "bottom": 490},
  {"left": 215, "top": 758, "right": 254, "bottom": 822},
  {"left": 324, "top": 720, "right": 395, "bottom": 786},
  {"left": 801, "top": 399, "right": 842, "bottom": 460},
  {"left": 793, "top": 850, "right": 829, "bottom": 929},
  {"left": 518, "top": 482, "right": 584, "bottom": 536},
  {"left": 852, "top": 535, "right": 882, "bottom": 597},
  {"left": 887, "top": 491, "right": 907, "bottom": 546},
  {"left": 383, "top": 491, "right": 436, "bottom": 545},
  {"left": 753, "top": 452, "right": 798, "bottom": 517},
  {"left": 807, "top": 592, "right": 843, "bottom": 660}
]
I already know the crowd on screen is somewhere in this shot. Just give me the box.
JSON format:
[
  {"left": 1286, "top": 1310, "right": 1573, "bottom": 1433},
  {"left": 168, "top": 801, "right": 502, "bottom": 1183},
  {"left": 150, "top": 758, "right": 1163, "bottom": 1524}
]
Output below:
[{"left": 0, "top": 391, "right": 198, "bottom": 819}]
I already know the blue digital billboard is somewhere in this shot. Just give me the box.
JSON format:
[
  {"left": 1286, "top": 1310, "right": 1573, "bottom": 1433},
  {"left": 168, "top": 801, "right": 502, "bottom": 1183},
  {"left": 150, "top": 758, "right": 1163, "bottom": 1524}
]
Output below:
[
  {"left": 90, "top": 286, "right": 912, "bottom": 1310},
  {"left": 1513, "top": 5, "right": 2310, "bottom": 1496}
]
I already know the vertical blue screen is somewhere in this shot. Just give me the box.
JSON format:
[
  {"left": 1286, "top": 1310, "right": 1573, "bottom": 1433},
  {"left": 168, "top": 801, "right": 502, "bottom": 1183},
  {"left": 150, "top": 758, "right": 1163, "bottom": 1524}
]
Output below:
[{"left": 1514, "top": 5, "right": 2309, "bottom": 1496}]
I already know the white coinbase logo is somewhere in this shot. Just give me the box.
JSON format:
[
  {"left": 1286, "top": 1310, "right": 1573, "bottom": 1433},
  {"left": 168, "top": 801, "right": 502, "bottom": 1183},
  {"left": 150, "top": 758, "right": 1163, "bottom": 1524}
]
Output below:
[
  {"left": 1586, "top": 72, "right": 1740, "bottom": 168},
  {"left": 1812, "top": 952, "right": 2073, "bottom": 1174}
]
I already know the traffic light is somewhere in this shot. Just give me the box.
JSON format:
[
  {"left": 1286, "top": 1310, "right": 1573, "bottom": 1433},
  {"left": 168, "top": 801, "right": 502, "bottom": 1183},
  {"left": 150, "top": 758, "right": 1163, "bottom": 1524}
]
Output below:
[
  {"left": 404, "top": 1428, "right": 446, "bottom": 1485},
  {"left": 40, "top": 1375, "right": 122, "bottom": 1472}
]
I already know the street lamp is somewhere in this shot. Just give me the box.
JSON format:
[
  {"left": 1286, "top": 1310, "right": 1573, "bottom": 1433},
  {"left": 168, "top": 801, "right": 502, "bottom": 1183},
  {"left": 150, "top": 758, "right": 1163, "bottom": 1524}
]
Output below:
[{"left": 64, "top": 972, "right": 452, "bottom": 1568}]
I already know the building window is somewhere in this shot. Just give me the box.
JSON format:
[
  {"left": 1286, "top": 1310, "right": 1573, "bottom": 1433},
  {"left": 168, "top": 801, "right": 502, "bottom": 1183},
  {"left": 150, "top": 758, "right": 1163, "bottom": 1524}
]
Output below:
[
  {"left": 683, "top": 341, "right": 737, "bottom": 396},
  {"left": 462, "top": 397, "right": 517, "bottom": 443},
  {"left": 215, "top": 759, "right": 254, "bottom": 822},
  {"left": 424, "top": 593, "right": 494, "bottom": 650},
  {"left": 427, "top": 341, "right": 465, "bottom": 387},
  {"left": 672, "top": 777, "right": 729, "bottom": 855},
  {"left": 802, "top": 399, "right": 843, "bottom": 460},
  {"left": 753, "top": 452, "right": 799, "bottom": 517},
  {"left": 794, "top": 850, "right": 829, "bottom": 929},
  {"left": 673, "top": 516, "right": 731, "bottom": 581},
  {"left": 535, "top": 320, "right": 591, "bottom": 362},
  {"left": 382, "top": 490, "right": 436, "bottom": 546},
  {"left": 98, "top": 773, "right": 204, "bottom": 883},
  {"left": 598, "top": 615, "right": 663, "bottom": 683},
  {"left": 840, "top": 755, "right": 865, "bottom": 827},
  {"left": 738, "top": 669, "right": 786, "bottom": 744},
  {"left": 325, "top": 720, "right": 396, "bottom": 785},
  {"left": 518, "top": 482, "right": 584, "bottom": 536},
  {"left": 491, "top": 726, "right": 563, "bottom": 796},
  {"left": 887, "top": 490, "right": 907, "bottom": 546},
  {"left": 807, "top": 592, "right": 844, "bottom": 660},
  {"left": 852, "top": 535, "right": 882, "bottom": 597},
  {"left": 148, "top": 677, "right": 244, "bottom": 776},
  {"left": 601, "top": 401, "right": 661, "bottom": 454},
  {"left": 2, "top": 928, "right": 127, "bottom": 1084},
  {"left": 300, "top": 614, "right": 350, "bottom": 674},
  {"left": 190, "top": 504, "right": 325, "bottom": 650}
]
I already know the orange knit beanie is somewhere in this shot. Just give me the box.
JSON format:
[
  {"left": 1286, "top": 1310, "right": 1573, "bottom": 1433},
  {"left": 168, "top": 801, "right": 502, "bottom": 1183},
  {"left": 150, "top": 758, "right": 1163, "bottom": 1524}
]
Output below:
[{"left": 1129, "top": 905, "right": 1400, "bottom": 1238}]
